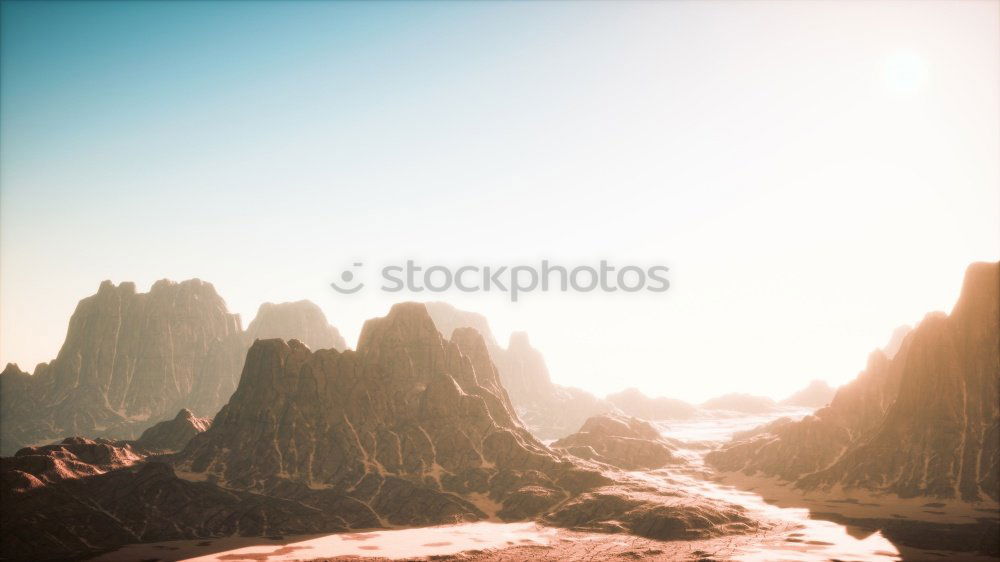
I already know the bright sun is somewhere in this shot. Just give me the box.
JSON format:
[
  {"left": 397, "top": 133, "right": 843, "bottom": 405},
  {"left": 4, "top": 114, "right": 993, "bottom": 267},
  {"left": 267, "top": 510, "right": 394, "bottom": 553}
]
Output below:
[{"left": 882, "top": 50, "right": 929, "bottom": 95}]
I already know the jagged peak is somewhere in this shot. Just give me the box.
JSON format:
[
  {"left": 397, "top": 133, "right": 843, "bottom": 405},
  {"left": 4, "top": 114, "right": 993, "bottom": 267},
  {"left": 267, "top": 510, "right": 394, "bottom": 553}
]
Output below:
[
  {"left": 356, "top": 301, "right": 441, "bottom": 352},
  {"left": 1, "top": 363, "right": 29, "bottom": 377},
  {"left": 952, "top": 260, "right": 998, "bottom": 320}
]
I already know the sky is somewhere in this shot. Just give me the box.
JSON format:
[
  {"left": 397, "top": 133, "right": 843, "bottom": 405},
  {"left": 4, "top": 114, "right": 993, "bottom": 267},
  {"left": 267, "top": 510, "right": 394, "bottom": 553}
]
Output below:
[{"left": 2, "top": 1, "right": 998, "bottom": 403}]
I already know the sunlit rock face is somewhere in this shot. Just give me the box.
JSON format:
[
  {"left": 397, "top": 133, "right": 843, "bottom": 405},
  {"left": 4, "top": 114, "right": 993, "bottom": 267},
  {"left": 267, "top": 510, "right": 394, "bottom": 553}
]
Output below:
[
  {"left": 424, "top": 302, "right": 616, "bottom": 439},
  {"left": 708, "top": 261, "right": 1000, "bottom": 502},
  {"left": 0, "top": 281, "right": 350, "bottom": 455},
  {"left": 607, "top": 388, "right": 697, "bottom": 420},
  {"left": 552, "top": 414, "right": 680, "bottom": 470},
  {"left": 137, "top": 409, "right": 211, "bottom": 452},
  {"left": 0, "top": 280, "right": 243, "bottom": 455},
  {"left": 780, "top": 380, "right": 837, "bottom": 408},
  {"left": 176, "top": 303, "right": 602, "bottom": 524}
]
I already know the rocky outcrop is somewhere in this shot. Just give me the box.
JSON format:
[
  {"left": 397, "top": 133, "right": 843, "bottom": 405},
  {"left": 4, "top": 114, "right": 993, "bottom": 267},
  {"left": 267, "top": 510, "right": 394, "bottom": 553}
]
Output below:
[
  {"left": 0, "top": 280, "right": 243, "bottom": 455},
  {"left": 3, "top": 303, "right": 760, "bottom": 560},
  {"left": 0, "top": 281, "right": 349, "bottom": 455},
  {"left": 607, "top": 388, "right": 697, "bottom": 420},
  {"left": 175, "top": 303, "right": 605, "bottom": 524},
  {"left": 552, "top": 415, "right": 680, "bottom": 470},
  {"left": 780, "top": 380, "right": 836, "bottom": 408},
  {"left": 245, "top": 300, "right": 347, "bottom": 352},
  {"left": 708, "top": 261, "right": 1000, "bottom": 502},
  {"left": 136, "top": 409, "right": 211, "bottom": 452},
  {"left": 424, "top": 302, "right": 616, "bottom": 439},
  {"left": 701, "top": 393, "right": 777, "bottom": 414},
  {"left": 1, "top": 440, "right": 375, "bottom": 561}
]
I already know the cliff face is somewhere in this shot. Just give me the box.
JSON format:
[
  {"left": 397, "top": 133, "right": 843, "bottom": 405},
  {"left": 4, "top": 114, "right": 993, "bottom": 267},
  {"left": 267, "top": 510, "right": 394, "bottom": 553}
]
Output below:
[
  {"left": 176, "top": 303, "right": 596, "bottom": 523},
  {"left": 708, "top": 262, "right": 1000, "bottom": 502},
  {"left": 424, "top": 302, "right": 616, "bottom": 439},
  {"left": 0, "top": 280, "right": 242, "bottom": 454},
  {"left": 0, "top": 281, "right": 348, "bottom": 455}
]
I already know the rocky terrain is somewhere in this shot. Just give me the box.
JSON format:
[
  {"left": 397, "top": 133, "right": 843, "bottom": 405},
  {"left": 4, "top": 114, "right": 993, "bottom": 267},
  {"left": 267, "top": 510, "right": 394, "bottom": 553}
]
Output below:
[
  {"left": 779, "top": 379, "right": 836, "bottom": 408},
  {"left": 0, "top": 280, "right": 347, "bottom": 455},
  {"left": 2, "top": 303, "right": 760, "bottom": 560},
  {"left": 606, "top": 388, "right": 697, "bottom": 421},
  {"left": 551, "top": 414, "right": 681, "bottom": 470},
  {"left": 708, "top": 261, "right": 1000, "bottom": 502},
  {"left": 424, "top": 302, "right": 616, "bottom": 439},
  {"left": 136, "top": 408, "right": 212, "bottom": 452}
]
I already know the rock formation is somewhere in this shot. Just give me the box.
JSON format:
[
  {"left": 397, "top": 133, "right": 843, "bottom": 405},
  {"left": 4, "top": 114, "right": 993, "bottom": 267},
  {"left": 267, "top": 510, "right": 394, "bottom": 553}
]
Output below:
[
  {"left": 607, "top": 388, "right": 698, "bottom": 420},
  {"left": 0, "top": 280, "right": 242, "bottom": 455},
  {"left": 136, "top": 409, "right": 211, "bottom": 452},
  {"left": 701, "top": 393, "right": 777, "bottom": 414},
  {"left": 245, "top": 300, "right": 347, "bottom": 352},
  {"left": 1, "top": 439, "right": 373, "bottom": 560},
  {"left": 779, "top": 380, "right": 836, "bottom": 408},
  {"left": 2, "top": 303, "right": 759, "bottom": 560},
  {"left": 424, "top": 302, "right": 616, "bottom": 439},
  {"left": 552, "top": 414, "right": 680, "bottom": 470},
  {"left": 883, "top": 324, "right": 913, "bottom": 359},
  {"left": 0, "top": 280, "right": 349, "bottom": 455},
  {"left": 708, "top": 261, "right": 1000, "bottom": 502}
]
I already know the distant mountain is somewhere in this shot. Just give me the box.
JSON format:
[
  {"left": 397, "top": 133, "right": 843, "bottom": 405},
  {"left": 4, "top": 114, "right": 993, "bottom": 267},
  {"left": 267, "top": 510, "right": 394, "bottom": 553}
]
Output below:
[
  {"left": 424, "top": 302, "right": 616, "bottom": 439},
  {"left": 708, "top": 262, "right": 999, "bottom": 502},
  {"left": 3, "top": 303, "right": 759, "bottom": 559},
  {"left": 552, "top": 414, "right": 681, "bottom": 470},
  {"left": 780, "top": 380, "right": 836, "bottom": 408},
  {"left": 136, "top": 408, "right": 211, "bottom": 452},
  {"left": 606, "top": 387, "right": 697, "bottom": 420},
  {"left": 701, "top": 393, "right": 777, "bottom": 414},
  {"left": 882, "top": 324, "right": 913, "bottom": 359},
  {"left": 0, "top": 280, "right": 347, "bottom": 455},
  {"left": 245, "top": 300, "right": 347, "bottom": 351}
]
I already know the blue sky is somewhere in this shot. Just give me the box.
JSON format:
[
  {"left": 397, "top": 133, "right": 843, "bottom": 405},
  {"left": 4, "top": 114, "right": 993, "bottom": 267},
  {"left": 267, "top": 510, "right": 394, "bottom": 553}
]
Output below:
[{"left": 2, "top": 1, "right": 998, "bottom": 401}]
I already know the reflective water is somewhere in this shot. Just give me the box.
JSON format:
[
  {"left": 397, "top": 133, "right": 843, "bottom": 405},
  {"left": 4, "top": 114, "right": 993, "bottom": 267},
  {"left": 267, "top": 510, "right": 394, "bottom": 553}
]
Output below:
[{"left": 648, "top": 407, "right": 902, "bottom": 561}]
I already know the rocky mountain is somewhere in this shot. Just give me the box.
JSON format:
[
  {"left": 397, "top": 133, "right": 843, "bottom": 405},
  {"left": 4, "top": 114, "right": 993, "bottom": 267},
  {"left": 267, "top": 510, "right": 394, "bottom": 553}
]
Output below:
[
  {"left": 0, "top": 280, "right": 242, "bottom": 455},
  {"left": 552, "top": 414, "right": 680, "bottom": 470},
  {"left": 606, "top": 388, "right": 698, "bottom": 420},
  {"left": 0, "top": 280, "right": 348, "bottom": 455},
  {"left": 707, "top": 261, "right": 1000, "bottom": 502},
  {"left": 424, "top": 302, "right": 616, "bottom": 439},
  {"left": 883, "top": 324, "right": 913, "bottom": 359},
  {"left": 701, "top": 393, "right": 777, "bottom": 414},
  {"left": 245, "top": 300, "right": 347, "bottom": 352},
  {"left": 136, "top": 409, "right": 211, "bottom": 452},
  {"left": 779, "top": 380, "right": 836, "bottom": 408},
  {"left": 3, "top": 303, "right": 759, "bottom": 560}
]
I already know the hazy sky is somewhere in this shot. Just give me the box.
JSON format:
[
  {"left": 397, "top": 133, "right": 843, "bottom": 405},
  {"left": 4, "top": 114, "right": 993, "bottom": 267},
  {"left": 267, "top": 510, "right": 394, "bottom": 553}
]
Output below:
[{"left": 2, "top": 1, "right": 998, "bottom": 403}]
